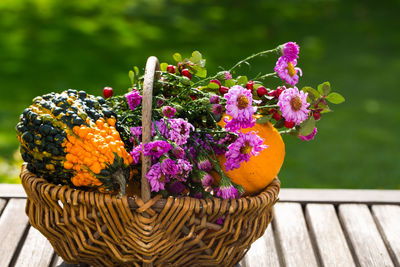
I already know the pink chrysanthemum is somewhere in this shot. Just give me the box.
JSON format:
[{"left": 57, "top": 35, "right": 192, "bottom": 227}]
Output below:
[
  {"left": 224, "top": 71, "right": 232, "bottom": 80},
  {"left": 274, "top": 57, "right": 303, "bottom": 86},
  {"left": 281, "top": 42, "right": 300, "bottom": 61},
  {"left": 299, "top": 127, "right": 318, "bottom": 141},
  {"left": 130, "top": 144, "right": 142, "bottom": 165},
  {"left": 224, "top": 85, "right": 257, "bottom": 131},
  {"left": 224, "top": 131, "right": 267, "bottom": 171},
  {"left": 146, "top": 163, "right": 168, "bottom": 192},
  {"left": 166, "top": 118, "right": 194, "bottom": 145},
  {"left": 162, "top": 106, "right": 176, "bottom": 118},
  {"left": 142, "top": 140, "right": 173, "bottom": 159},
  {"left": 278, "top": 87, "right": 310, "bottom": 125},
  {"left": 125, "top": 89, "right": 142, "bottom": 110},
  {"left": 160, "top": 157, "right": 178, "bottom": 176}
]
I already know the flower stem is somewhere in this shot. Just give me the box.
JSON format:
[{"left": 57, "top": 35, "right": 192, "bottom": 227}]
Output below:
[{"left": 228, "top": 48, "right": 280, "bottom": 73}]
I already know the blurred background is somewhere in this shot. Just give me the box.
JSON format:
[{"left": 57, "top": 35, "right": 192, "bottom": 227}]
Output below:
[{"left": 1, "top": 0, "right": 399, "bottom": 188}]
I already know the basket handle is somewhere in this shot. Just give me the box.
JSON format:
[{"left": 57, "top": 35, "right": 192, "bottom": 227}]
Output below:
[{"left": 141, "top": 56, "right": 160, "bottom": 203}]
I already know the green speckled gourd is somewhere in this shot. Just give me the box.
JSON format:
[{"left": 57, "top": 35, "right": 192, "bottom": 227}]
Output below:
[{"left": 16, "top": 89, "right": 133, "bottom": 195}]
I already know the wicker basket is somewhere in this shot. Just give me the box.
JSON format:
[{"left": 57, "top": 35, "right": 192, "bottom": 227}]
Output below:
[{"left": 20, "top": 56, "right": 280, "bottom": 267}]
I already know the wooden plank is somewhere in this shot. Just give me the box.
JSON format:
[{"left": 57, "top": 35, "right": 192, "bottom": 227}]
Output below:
[
  {"left": 272, "top": 202, "right": 318, "bottom": 267},
  {"left": 0, "top": 198, "right": 29, "bottom": 266},
  {"left": 0, "top": 184, "right": 26, "bottom": 198},
  {"left": 279, "top": 188, "right": 400, "bottom": 204},
  {"left": 371, "top": 205, "right": 400, "bottom": 266},
  {"left": 240, "top": 225, "right": 280, "bottom": 267},
  {"left": 14, "top": 226, "right": 55, "bottom": 267},
  {"left": 305, "top": 204, "right": 355, "bottom": 267},
  {"left": 0, "top": 198, "right": 6, "bottom": 215},
  {"left": 338, "top": 204, "right": 394, "bottom": 267}
]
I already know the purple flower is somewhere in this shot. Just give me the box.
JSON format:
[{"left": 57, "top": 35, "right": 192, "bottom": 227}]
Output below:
[
  {"left": 193, "top": 192, "right": 203, "bottom": 199},
  {"left": 274, "top": 57, "right": 302, "bottom": 86},
  {"left": 161, "top": 157, "right": 178, "bottom": 176},
  {"left": 201, "top": 173, "right": 214, "bottom": 187},
  {"left": 172, "top": 146, "right": 185, "bottom": 159},
  {"left": 299, "top": 127, "right": 318, "bottom": 141},
  {"left": 216, "top": 217, "right": 225, "bottom": 225},
  {"left": 130, "top": 126, "right": 142, "bottom": 141},
  {"left": 130, "top": 144, "right": 142, "bottom": 165},
  {"left": 176, "top": 159, "right": 193, "bottom": 181},
  {"left": 224, "top": 85, "right": 257, "bottom": 131},
  {"left": 225, "top": 131, "right": 267, "bottom": 171},
  {"left": 224, "top": 71, "right": 232, "bottom": 80},
  {"left": 281, "top": 42, "right": 300, "bottom": 61},
  {"left": 212, "top": 104, "right": 223, "bottom": 115},
  {"left": 166, "top": 118, "right": 194, "bottom": 145},
  {"left": 146, "top": 163, "right": 168, "bottom": 192},
  {"left": 216, "top": 181, "right": 238, "bottom": 199},
  {"left": 125, "top": 89, "right": 142, "bottom": 110},
  {"left": 162, "top": 106, "right": 176, "bottom": 118},
  {"left": 210, "top": 94, "right": 220, "bottom": 104},
  {"left": 142, "top": 140, "right": 173, "bottom": 159},
  {"left": 197, "top": 154, "right": 213, "bottom": 172},
  {"left": 157, "top": 99, "right": 164, "bottom": 107},
  {"left": 277, "top": 87, "right": 310, "bottom": 125},
  {"left": 168, "top": 181, "right": 187, "bottom": 195}
]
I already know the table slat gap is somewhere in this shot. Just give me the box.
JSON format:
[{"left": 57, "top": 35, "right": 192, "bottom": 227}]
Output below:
[
  {"left": 14, "top": 226, "right": 55, "bottom": 267},
  {"left": 302, "top": 204, "right": 323, "bottom": 267},
  {"left": 371, "top": 205, "right": 400, "bottom": 266},
  {"left": 338, "top": 204, "right": 394, "bottom": 267},
  {"left": 0, "top": 199, "right": 30, "bottom": 267},
  {"left": 0, "top": 198, "right": 7, "bottom": 215},
  {"left": 272, "top": 203, "right": 319, "bottom": 267},
  {"left": 306, "top": 204, "right": 356, "bottom": 267}
]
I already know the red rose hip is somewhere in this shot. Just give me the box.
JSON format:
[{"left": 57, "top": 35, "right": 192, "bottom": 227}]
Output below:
[
  {"left": 313, "top": 111, "right": 322, "bottom": 121},
  {"left": 210, "top": 79, "right": 221, "bottom": 88},
  {"left": 181, "top": 68, "right": 192, "bottom": 80},
  {"left": 257, "top": 86, "right": 268, "bottom": 97},
  {"left": 246, "top": 81, "right": 255, "bottom": 90},
  {"left": 284, "top": 120, "right": 295, "bottom": 128},
  {"left": 167, "top": 65, "right": 176, "bottom": 74},
  {"left": 219, "top": 86, "right": 229, "bottom": 95},
  {"left": 103, "top": 87, "right": 113, "bottom": 99}
]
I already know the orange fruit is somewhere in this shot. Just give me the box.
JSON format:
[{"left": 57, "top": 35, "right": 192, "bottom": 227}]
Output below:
[{"left": 215, "top": 116, "right": 285, "bottom": 195}]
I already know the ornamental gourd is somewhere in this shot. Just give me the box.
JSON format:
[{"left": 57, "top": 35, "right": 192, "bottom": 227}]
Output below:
[{"left": 16, "top": 89, "right": 133, "bottom": 195}]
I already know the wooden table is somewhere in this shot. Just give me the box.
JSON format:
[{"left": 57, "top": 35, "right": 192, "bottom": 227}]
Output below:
[{"left": 1, "top": 184, "right": 399, "bottom": 267}]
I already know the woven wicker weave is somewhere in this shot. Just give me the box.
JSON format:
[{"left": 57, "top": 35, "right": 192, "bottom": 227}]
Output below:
[{"left": 19, "top": 56, "right": 280, "bottom": 267}]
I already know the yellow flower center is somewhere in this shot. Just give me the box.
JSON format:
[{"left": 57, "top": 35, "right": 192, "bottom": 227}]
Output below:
[
  {"left": 237, "top": 95, "right": 249, "bottom": 109},
  {"left": 159, "top": 174, "right": 166, "bottom": 182},
  {"left": 290, "top": 96, "right": 303, "bottom": 111},
  {"left": 286, "top": 62, "right": 296, "bottom": 77},
  {"left": 240, "top": 142, "right": 252, "bottom": 155}
]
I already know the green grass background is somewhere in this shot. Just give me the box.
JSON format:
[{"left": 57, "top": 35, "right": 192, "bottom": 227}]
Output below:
[{"left": 1, "top": 0, "right": 399, "bottom": 188}]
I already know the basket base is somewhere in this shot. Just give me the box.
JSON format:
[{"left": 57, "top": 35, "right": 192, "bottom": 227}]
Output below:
[{"left": 56, "top": 261, "right": 243, "bottom": 267}]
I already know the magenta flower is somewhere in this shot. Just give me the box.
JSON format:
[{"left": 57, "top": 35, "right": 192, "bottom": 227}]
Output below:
[
  {"left": 162, "top": 106, "right": 176, "bottom": 118},
  {"left": 176, "top": 159, "right": 193, "bottom": 181},
  {"left": 224, "top": 131, "right": 267, "bottom": 171},
  {"left": 212, "top": 104, "right": 223, "bottom": 115},
  {"left": 281, "top": 42, "right": 300, "bottom": 61},
  {"left": 146, "top": 163, "right": 168, "bottom": 192},
  {"left": 193, "top": 192, "right": 203, "bottom": 199},
  {"left": 274, "top": 57, "right": 303, "bottom": 86},
  {"left": 299, "top": 127, "right": 318, "bottom": 141},
  {"left": 125, "top": 89, "right": 142, "bottom": 110},
  {"left": 209, "top": 94, "right": 220, "bottom": 104},
  {"left": 220, "top": 185, "right": 238, "bottom": 199},
  {"left": 278, "top": 87, "right": 310, "bottom": 125},
  {"left": 130, "top": 144, "right": 142, "bottom": 165},
  {"left": 197, "top": 154, "right": 213, "bottom": 172},
  {"left": 224, "top": 85, "right": 257, "bottom": 131},
  {"left": 161, "top": 157, "right": 178, "bottom": 176},
  {"left": 172, "top": 146, "right": 185, "bottom": 159},
  {"left": 201, "top": 172, "right": 214, "bottom": 187},
  {"left": 224, "top": 71, "right": 232, "bottom": 80},
  {"left": 166, "top": 118, "right": 194, "bottom": 145},
  {"left": 142, "top": 140, "right": 173, "bottom": 159},
  {"left": 130, "top": 126, "right": 142, "bottom": 141}
]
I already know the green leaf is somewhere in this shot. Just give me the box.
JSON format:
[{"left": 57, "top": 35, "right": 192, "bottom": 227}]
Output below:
[
  {"left": 302, "top": 86, "right": 320, "bottom": 101},
  {"left": 128, "top": 70, "right": 134, "bottom": 85},
  {"left": 192, "top": 65, "right": 207, "bottom": 78},
  {"left": 225, "top": 79, "right": 235, "bottom": 88},
  {"left": 256, "top": 115, "right": 272, "bottom": 124},
  {"left": 173, "top": 53, "right": 182, "bottom": 62},
  {"left": 160, "top": 62, "right": 168, "bottom": 72},
  {"left": 299, "top": 117, "right": 316, "bottom": 136},
  {"left": 326, "top": 92, "right": 345, "bottom": 104},
  {"left": 208, "top": 82, "right": 220, "bottom": 89},
  {"left": 190, "top": 51, "right": 206, "bottom": 67},
  {"left": 317, "top": 82, "right": 331, "bottom": 96},
  {"left": 237, "top": 76, "right": 248, "bottom": 86},
  {"left": 180, "top": 76, "right": 191, "bottom": 85},
  {"left": 317, "top": 102, "right": 331, "bottom": 113}
]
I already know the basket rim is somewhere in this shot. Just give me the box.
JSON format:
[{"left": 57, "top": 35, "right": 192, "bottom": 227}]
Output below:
[{"left": 20, "top": 163, "right": 280, "bottom": 212}]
